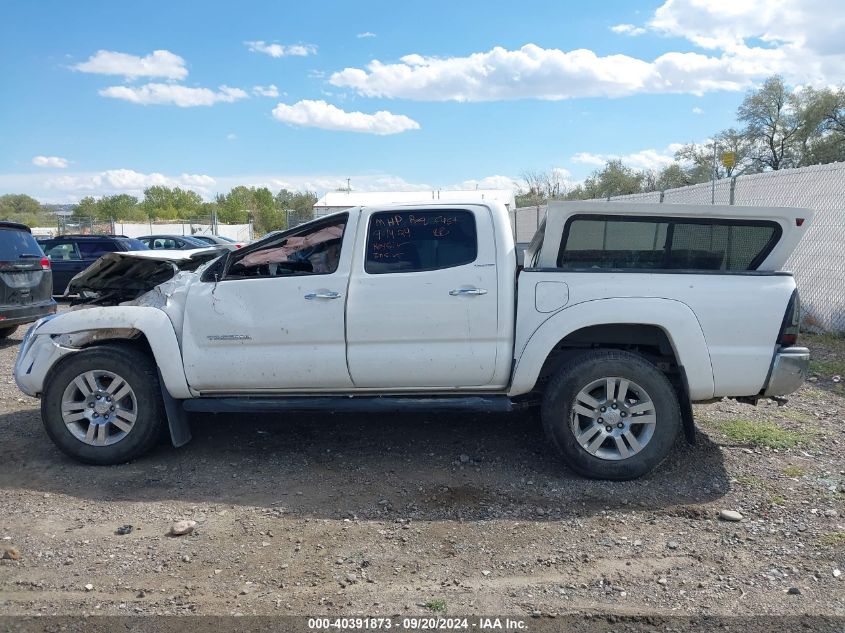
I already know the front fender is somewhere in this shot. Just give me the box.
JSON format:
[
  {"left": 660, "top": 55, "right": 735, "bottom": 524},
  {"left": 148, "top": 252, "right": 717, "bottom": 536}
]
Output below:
[
  {"left": 508, "top": 298, "right": 715, "bottom": 400},
  {"left": 17, "top": 306, "right": 192, "bottom": 399}
]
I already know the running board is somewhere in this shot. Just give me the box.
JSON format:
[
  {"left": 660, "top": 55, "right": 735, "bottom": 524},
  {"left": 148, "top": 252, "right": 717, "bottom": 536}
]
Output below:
[{"left": 182, "top": 395, "right": 515, "bottom": 414}]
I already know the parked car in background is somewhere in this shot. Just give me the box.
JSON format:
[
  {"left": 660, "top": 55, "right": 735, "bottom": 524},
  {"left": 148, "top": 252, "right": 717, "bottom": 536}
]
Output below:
[
  {"left": 189, "top": 234, "right": 245, "bottom": 249},
  {"left": 38, "top": 235, "right": 149, "bottom": 295},
  {"left": 0, "top": 221, "right": 56, "bottom": 337},
  {"left": 137, "top": 235, "right": 209, "bottom": 250}
]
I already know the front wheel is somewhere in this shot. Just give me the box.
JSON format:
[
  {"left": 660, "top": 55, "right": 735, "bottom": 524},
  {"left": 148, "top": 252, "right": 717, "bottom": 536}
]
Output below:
[
  {"left": 542, "top": 350, "right": 681, "bottom": 480},
  {"left": 41, "top": 344, "right": 165, "bottom": 465}
]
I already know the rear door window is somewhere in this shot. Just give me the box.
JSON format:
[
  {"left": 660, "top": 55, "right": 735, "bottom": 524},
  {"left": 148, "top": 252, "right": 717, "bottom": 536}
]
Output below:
[
  {"left": 44, "top": 241, "right": 81, "bottom": 261},
  {"left": 0, "top": 228, "right": 43, "bottom": 261},
  {"left": 558, "top": 215, "right": 781, "bottom": 271},
  {"left": 77, "top": 240, "right": 115, "bottom": 259},
  {"left": 364, "top": 209, "right": 477, "bottom": 274},
  {"left": 117, "top": 238, "right": 149, "bottom": 251}
]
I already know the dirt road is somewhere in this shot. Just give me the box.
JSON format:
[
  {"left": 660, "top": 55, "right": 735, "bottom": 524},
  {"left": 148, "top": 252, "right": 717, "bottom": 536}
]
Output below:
[{"left": 0, "top": 324, "right": 842, "bottom": 618}]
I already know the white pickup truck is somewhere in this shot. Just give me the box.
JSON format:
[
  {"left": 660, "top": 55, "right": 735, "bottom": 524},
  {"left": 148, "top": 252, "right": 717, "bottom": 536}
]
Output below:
[{"left": 14, "top": 201, "right": 811, "bottom": 479}]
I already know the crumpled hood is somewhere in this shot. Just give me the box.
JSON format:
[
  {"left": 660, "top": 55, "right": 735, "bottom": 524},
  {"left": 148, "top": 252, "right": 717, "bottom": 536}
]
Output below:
[{"left": 68, "top": 248, "right": 225, "bottom": 305}]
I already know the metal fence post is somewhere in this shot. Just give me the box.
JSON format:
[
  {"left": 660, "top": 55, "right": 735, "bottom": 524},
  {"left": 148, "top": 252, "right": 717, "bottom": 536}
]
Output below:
[
  {"left": 659, "top": 190, "right": 665, "bottom": 203},
  {"left": 729, "top": 176, "right": 737, "bottom": 205}
]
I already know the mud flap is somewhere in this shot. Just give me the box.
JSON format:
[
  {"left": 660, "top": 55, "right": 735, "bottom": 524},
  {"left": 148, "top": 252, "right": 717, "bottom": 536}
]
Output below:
[
  {"left": 676, "top": 367, "right": 696, "bottom": 445},
  {"left": 157, "top": 370, "right": 192, "bottom": 447}
]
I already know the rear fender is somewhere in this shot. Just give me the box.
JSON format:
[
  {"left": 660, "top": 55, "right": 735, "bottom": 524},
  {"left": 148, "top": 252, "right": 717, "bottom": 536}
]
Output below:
[{"left": 509, "top": 298, "right": 715, "bottom": 400}]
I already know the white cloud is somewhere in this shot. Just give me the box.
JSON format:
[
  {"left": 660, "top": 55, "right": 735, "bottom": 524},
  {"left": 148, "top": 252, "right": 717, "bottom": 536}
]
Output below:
[
  {"left": 611, "top": 23, "right": 647, "bottom": 36},
  {"left": 330, "top": 2, "right": 845, "bottom": 102},
  {"left": 99, "top": 83, "right": 248, "bottom": 107},
  {"left": 357, "top": 32, "right": 377, "bottom": 39},
  {"left": 42, "top": 169, "right": 216, "bottom": 198},
  {"left": 252, "top": 84, "right": 279, "bottom": 97},
  {"left": 692, "top": 106, "right": 704, "bottom": 114},
  {"left": 179, "top": 173, "right": 216, "bottom": 187},
  {"left": 649, "top": 0, "right": 845, "bottom": 85},
  {"left": 271, "top": 99, "right": 420, "bottom": 135},
  {"left": 329, "top": 44, "right": 746, "bottom": 101},
  {"left": 72, "top": 49, "right": 188, "bottom": 80},
  {"left": 456, "top": 175, "right": 521, "bottom": 191},
  {"left": 571, "top": 144, "right": 683, "bottom": 171},
  {"left": 570, "top": 153, "right": 607, "bottom": 167},
  {"left": 1, "top": 169, "right": 531, "bottom": 204},
  {"left": 226, "top": 133, "right": 238, "bottom": 141},
  {"left": 246, "top": 41, "right": 317, "bottom": 57},
  {"left": 32, "top": 156, "right": 69, "bottom": 169}
]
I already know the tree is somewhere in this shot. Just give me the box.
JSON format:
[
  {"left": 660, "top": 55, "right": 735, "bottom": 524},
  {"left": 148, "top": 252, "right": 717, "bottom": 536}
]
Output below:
[
  {"left": 274, "top": 189, "right": 317, "bottom": 227},
  {"left": 96, "top": 194, "right": 139, "bottom": 221},
  {"left": 737, "top": 76, "right": 801, "bottom": 171},
  {"left": 793, "top": 87, "right": 845, "bottom": 166},
  {"left": 71, "top": 196, "right": 98, "bottom": 220},
  {"left": 576, "top": 160, "right": 645, "bottom": 199},
  {"left": 516, "top": 169, "right": 569, "bottom": 206},
  {"left": 655, "top": 163, "right": 694, "bottom": 190},
  {"left": 216, "top": 186, "right": 254, "bottom": 224},
  {"left": 141, "top": 186, "right": 203, "bottom": 220},
  {"left": 0, "top": 194, "right": 51, "bottom": 226},
  {"left": 0, "top": 194, "right": 41, "bottom": 216},
  {"left": 673, "top": 129, "right": 755, "bottom": 185}
]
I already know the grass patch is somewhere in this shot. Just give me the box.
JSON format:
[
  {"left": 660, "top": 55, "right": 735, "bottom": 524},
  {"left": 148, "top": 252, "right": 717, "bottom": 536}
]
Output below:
[
  {"left": 819, "top": 532, "right": 845, "bottom": 547},
  {"left": 735, "top": 474, "right": 768, "bottom": 489},
  {"left": 800, "top": 387, "right": 827, "bottom": 400},
  {"left": 810, "top": 359, "right": 845, "bottom": 377},
  {"left": 782, "top": 465, "right": 806, "bottom": 478},
  {"left": 425, "top": 599, "right": 447, "bottom": 613},
  {"left": 717, "top": 418, "right": 805, "bottom": 449},
  {"left": 779, "top": 409, "right": 814, "bottom": 424},
  {"left": 769, "top": 495, "right": 786, "bottom": 506},
  {"left": 808, "top": 332, "right": 845, "bottom": 350}
]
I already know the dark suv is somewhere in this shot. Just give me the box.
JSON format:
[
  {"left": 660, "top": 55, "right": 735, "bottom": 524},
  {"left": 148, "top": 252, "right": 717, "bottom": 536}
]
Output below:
[
  {"left": 38, "top": 234, "right": 148, "bottom": 295},
  {"left": 0, "top": 222, "right": 56, "bottom": 338}
]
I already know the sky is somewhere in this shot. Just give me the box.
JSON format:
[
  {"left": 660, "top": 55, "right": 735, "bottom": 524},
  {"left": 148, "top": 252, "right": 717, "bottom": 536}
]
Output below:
[{"left": 1, "top": 0, "right": 844, "bottom": 203}]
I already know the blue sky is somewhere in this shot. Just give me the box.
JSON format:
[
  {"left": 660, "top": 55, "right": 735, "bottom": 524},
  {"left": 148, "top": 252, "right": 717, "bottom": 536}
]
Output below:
[{"left": 1, "top": 0, "right": 841, "bottom": 202}]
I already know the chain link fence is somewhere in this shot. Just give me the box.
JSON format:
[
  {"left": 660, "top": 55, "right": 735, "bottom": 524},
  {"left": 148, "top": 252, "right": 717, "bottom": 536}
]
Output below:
[
  {"left": 47, "top": 216, "right": 254, "bottom": 242},
  {"left": 511, "top": 161, "right": 845, "bottom": 332},
  {"left": 55, "top": 216, "right": 115, "bottom": 236}
]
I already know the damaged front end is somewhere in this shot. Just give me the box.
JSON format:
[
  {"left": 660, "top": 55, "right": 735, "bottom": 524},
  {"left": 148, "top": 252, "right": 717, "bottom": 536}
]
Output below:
[
  {"left": 67, "top": 248, "right": 227, "bottom": 306},
  {"left": 14, "top": 248, "right": 227, "bottom": 398}
]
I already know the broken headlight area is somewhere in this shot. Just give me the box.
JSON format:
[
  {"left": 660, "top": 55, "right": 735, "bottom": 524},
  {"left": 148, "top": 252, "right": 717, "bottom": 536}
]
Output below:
[{"left": 67, "top": 248, "right": 226, "bottom": 306}]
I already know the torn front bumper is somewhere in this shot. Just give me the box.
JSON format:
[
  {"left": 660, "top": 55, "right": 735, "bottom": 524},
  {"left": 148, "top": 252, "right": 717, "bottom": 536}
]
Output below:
[
  {"left": 14, "top": 315, "right": 73, "bottom": 397},
  {"left": 763, "top": 346, "right": 810, "bottom": 397}
]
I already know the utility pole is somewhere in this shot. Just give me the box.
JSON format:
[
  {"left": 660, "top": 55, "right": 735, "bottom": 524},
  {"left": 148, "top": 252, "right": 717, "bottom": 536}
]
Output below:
[{"left": 711, "top": 140, "right": 717, "bottom": 205}]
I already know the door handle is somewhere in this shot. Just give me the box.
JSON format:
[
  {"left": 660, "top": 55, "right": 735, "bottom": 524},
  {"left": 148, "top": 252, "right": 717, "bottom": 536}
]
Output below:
[
  {"left": 304, "top": 291, "right": 342, "bottom": 300},
  {"left": 449, "top": 287, "right": 488, "bottom": 296}
]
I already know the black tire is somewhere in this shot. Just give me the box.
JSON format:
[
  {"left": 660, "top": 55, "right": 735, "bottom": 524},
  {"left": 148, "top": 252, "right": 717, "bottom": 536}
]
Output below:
[
  {"left": 541, "top": 350, "right": 681, "bottom": 480},
  {"left": 41, "top": 344, "right": 165, "bottom": 465},
  {"left": 0, "top": 326, "right": 18, "bottom": 339}
]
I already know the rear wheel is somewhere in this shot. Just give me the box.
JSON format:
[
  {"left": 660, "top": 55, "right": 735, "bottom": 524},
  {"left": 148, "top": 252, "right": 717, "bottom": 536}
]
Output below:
[
  {"left": 542, "top": 350, "right": 681, "bottom": 480},
  {"left": 0, "top": 326, "right": 18, "bottom": 339},
  {"left": 41, "top": 345, "right": 164, "bottom": 465}
]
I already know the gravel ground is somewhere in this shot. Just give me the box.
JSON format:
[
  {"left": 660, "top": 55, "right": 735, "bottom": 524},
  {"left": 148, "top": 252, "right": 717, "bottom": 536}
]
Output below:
[{"left": 0, "top": 320, "right": 842, "bottom": 619}]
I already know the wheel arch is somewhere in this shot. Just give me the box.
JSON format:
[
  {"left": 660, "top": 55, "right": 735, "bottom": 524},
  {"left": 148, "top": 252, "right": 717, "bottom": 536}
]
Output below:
[
  {"left": 509, "top": 298, "right": 715, "bottom": 401},
  {"left": 36, "top": 306, "right": 192, "bottom": 399}
]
